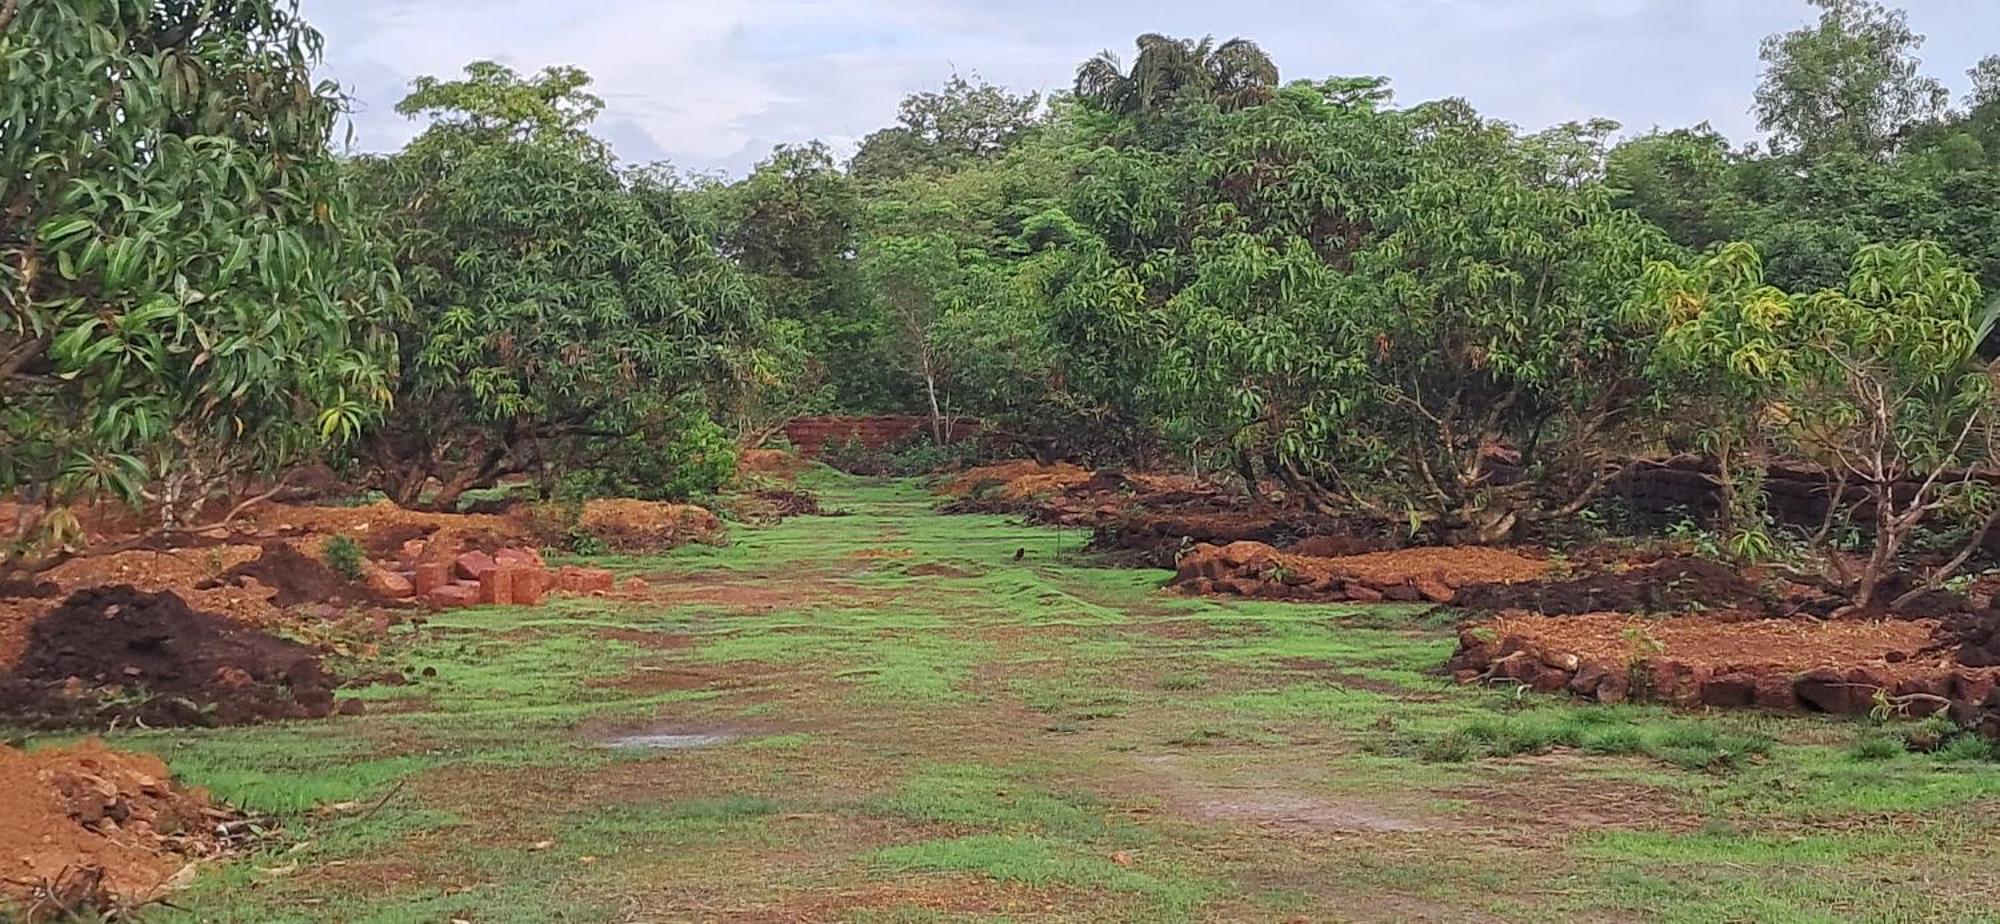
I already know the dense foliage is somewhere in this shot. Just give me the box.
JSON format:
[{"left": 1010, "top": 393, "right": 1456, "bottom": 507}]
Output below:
[
  {"left": 351, "top": 63, "right": 759, "bottom": 509},
  {"left": 2, "top": 0, "right": 398, "bottom": 570},
  {"left": 8, "top": 2, "right": 1997, "bottom": 603}
]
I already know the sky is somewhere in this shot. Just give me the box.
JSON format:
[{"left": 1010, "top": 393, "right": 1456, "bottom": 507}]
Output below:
[{"left": 300, "top": 0, "right": 2000, "bottom": 177}]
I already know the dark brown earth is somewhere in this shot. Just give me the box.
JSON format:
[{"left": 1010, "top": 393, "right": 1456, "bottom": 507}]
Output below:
[
  {"left": 0, "top": 586, "right": 348, "bottom": 728},
  {"left": 198, "top": 542, "right": 390, "bottom": 608},
  {"left": 1454, "top": 557, "right": 1773, "bottom": 618},
  {"left": 1932, "top": 605, "right": 2000, "bottom": 668}
]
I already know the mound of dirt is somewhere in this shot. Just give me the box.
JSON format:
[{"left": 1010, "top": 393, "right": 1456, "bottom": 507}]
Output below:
[
  {"left": 576, "top": 500, "right": 727, "bottom": 552},
  {"left": 739, "top": 449, "right": 805, "bottom": 480},
  {"left": 1175, "top": 541, "right": 1548, "bottom": 603},
  {"left": 1447, "top": 612, "right": 1999, "bottom": 717},
  {"left": 0, "top": 586, "right": 348, "bottom": 728},
  {"left": 729, "top": 488, "right": 821, "bottom": 525},
  {"left": 940, "top": 461, "right": 1092, "bottom": 503},
  {"left": 0, "top": 739, "right": 239, "bottom": 918},
  {"left": 247, "top": 500, "right": 530, "bottom": 554},
  {"left": 941, "top": 464, "right": 1330, "bottom": 566},
  {"left": 197, "top": 542, "right": 390, "bottom": 608},
  {"left": 1454, "top": 558, "right": 1772, "bottom": 618}
]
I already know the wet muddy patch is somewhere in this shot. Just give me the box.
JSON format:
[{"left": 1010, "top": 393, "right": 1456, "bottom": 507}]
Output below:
[
  {"left": 591, "top": 720, "right": 758, "bottom": 752},
  {"left": 605, "top": 730, "right": 739, "bottom": 751},
  {"left": 1133, "top": 754, "right": 1450, "bottom": 835}
]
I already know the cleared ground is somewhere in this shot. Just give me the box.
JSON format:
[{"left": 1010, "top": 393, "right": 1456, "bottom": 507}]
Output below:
[{"left": 77, "top": 475, "right": 2000, "bottom": 922}]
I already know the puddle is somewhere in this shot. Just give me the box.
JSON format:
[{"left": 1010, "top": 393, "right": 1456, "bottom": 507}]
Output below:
[{"left": 602, "top": 730, "right": 738, "bottom": 751}]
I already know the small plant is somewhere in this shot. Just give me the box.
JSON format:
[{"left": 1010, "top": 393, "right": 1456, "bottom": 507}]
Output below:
[
  {"left": 566, "top": 526, "right": 608, "bottom": 557},
  {"left": 1937, "top": 732, "right": 1997, "bottom": 762},
  {"left": 1621, "top": 626, "right": 1665, "bottom": 659},
  {"left": 322, "top": 535, "right": 366, "bottom": 581},
  {"left": 1419, "top": 730, "right": 1476, "bottom": 763},
  {"left": 1849, "top": 734, "right": 1903, "bottom": 761}
]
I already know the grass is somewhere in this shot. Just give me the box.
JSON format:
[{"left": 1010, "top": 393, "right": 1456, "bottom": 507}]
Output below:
[
  {"left": 9, "top": 468, "right": 1999, "bottom": 922},
  {"left": 869, "top": 835, "right": 1211, "bottom": 919}
]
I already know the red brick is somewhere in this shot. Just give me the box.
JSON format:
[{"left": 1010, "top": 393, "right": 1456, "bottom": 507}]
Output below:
[
  {"left": 454, "top": 550, "right": 498, "bottom": 582},
  {"left": 366, "top": 566, "right": 415, "bottom": 600},
  {"left": 495, "top": 547, "right": 538, "bottom": 568},
  {"left": 425, "top": 583, "right": 477, "bottom": 610},
  {"left": 413, "top": 562, "right": 451, "bottom": 597},
  {"left": 512, "top": 567, "right": 548, "bottom": 606},
  {"left": 477, "top": 568, "right": 514, "bottom": 606}
]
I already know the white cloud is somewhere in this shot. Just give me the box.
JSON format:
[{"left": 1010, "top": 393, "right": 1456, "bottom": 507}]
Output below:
[{"left": 302, "top": 0, "right": 2000, "bottom": 175}]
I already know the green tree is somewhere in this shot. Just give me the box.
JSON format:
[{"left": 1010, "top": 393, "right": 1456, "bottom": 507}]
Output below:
[
  {"left": 1754, "top": 0, "right": 1947, "bottom": 159},
  {"left": 850, "top": 75, "right": 1043, "bottom": 183},
  {"left": 1074, "top": 34, "right": 1279, "bottom": 118},
  {"left": 2, "top": 0, "right": 400, "bottom": 572},
  {"left": 1605, "top": 125, "right": 1742, "bottom": 250},
  {"left": 706, "top": 143, "right": 881, "bottom": 409},
  {"left": 356, "top": 62, "right": 758, "bottom": 509},
  {"left": 1970, "top": 55, "right": 2000, "bottom": 109},
  {"left": 1640, "top": 241, "right": 1999, "bottom": 609}
]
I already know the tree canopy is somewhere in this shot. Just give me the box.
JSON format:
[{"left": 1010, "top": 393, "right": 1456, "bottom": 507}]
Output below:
[
  {"left": 7, "top": 3, "right": 1997, "bottom": 602},
  {"left": 2, "top": 0, "right": 399, "bottom": 568},
  {"left": 352, "top": 62, "right": 761, "bottom": 509}
]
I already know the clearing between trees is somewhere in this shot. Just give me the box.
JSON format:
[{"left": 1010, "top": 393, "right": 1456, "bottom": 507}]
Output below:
[{"left": 6, "top": 470, "right": 1996, "bottom": 922}]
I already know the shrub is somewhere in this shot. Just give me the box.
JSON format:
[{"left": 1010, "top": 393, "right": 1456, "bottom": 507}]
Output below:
[{"left": 322, "top": 536, "right": 367, "bottom": 582}]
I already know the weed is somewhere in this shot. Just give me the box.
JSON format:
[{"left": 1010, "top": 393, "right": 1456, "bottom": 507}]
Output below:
[
  {"left": 1849, "top": 735, "right": 1904, "bottom": 761},
  {"left": 1157, "top": 671, "right": 1210, "bottom": 691},
  {"left": 322, "top": 534, "right": 366, "bottom": 581},
  {"left": 1937, "top": 733, "right": 1998, "bottom": 762}
]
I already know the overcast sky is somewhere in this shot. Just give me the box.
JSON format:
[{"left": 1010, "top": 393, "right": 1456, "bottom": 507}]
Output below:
[{"left": 300, "top": 0, "right": 2000, "bottom": 176}]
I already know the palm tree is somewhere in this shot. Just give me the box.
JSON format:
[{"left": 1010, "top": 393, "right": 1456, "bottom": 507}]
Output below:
[{"left": 1073, "top": 34, "right": 1279, "bottom": 116}]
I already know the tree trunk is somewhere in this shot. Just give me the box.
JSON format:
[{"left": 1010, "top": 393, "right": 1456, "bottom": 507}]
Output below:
[
  {"left": 921, "top": 358, "right": 944, "bottom": 446},
  {"left": 1849, "top": 485, "right": 1901, "bottom": 614}
]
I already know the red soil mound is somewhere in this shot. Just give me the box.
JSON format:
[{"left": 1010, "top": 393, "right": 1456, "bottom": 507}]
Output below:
[
  {"left": 0, "top": 586, "right": 349, "bottom": 728},
  {"left": 245, "top": 500, "right": 528, "bottom": 548},
  {"left": 1453, "top": 557, "right": 1772, "bottom": 618},
  {"left": 940, "top": 464, "right": 1353, "bottom": 567},
  {"left": 0, "top": 739, "right": 236, "bottom": 918},
  {"left": 1176, "top": 541, "right": 1547, "bottom": 603},
  {"left": 576, "top": 499, "right": 727, "bottom": 552},
  {"left": 1448, "top": 613, "right": 2000, "bottom": 717},
  {"left": 940, "top": 461, "right": 1092, "bottom": 501},
  {"left": 739, "top": 449, "right": 805, "bottom": 480}
]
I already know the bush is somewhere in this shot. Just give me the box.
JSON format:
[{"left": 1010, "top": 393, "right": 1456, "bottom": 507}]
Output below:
[
  {"left": 322, "top": 536, "right": 367, "bottom": 582},
  {"left": 557, "top": 397, "right": 740, "bottom": 502}
]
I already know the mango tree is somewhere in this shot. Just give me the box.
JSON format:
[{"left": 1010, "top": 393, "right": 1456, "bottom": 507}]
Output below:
[
  {"left": 1640, "top": 240, "right": 1999, "bottom": 610},
  {"left": 355, "top": 62, "right": 759, "bottom": 509},
  {"left": 1, "top": 0, "right": 399, "bottom": 573}
]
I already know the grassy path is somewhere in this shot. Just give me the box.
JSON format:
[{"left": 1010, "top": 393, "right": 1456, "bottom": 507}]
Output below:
[{"left": 81, "top": 474, "right": 2000, "bottom": 921}]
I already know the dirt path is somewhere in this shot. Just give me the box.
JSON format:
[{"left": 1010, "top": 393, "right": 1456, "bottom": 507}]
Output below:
[{"left": 51, "top": 474, "right": 2000, "bottom": 922}]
